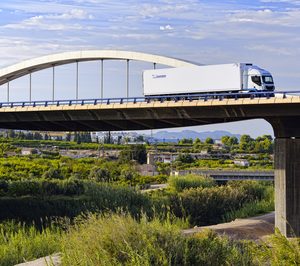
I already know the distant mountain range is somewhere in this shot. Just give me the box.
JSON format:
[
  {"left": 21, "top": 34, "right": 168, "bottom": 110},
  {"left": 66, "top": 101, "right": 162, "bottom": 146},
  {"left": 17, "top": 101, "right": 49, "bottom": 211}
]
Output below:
[{"left": 147, "top": 130, "right": 241, "bottom": 142}]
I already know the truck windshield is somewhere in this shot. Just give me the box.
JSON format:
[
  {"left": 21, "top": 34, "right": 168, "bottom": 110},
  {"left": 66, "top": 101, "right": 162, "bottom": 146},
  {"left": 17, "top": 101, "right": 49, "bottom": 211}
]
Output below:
[
  {"left": 251, "top": 76, "right": 262, "bottom": 86},
  {"left": 262, "top": 76, "right": 274, "bottom": 84}
]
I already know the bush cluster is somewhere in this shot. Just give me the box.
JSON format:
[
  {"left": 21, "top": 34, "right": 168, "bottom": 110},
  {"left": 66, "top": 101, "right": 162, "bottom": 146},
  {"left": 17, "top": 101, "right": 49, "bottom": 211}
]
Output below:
[
  {"left": 62, "top": 214, "right": 253, "bottom": 266},
  {"left": 0, "top": 221, "right": 61, "bottom": 266},
  {"left": 0, "top": 182, "right": 151, "bottom": 224},
  {"left": 150, "top": 179, "right": 273, "bottom": 226},
  {"left": 168, "top": 174, "right": 215, "bottom": 192},
  {"left": 0, "top": 179, "right": 85, "bottom": 197},
  {"left": 2, "top": 213, "right": 299, "bottom": 266}
]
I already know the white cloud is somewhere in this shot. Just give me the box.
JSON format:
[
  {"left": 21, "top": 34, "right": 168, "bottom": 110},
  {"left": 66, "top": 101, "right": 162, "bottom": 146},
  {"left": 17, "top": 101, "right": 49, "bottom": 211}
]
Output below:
[
  {"left": 260, "top": 0, "right": 300, "bottom": 5},
  {"left": 3, "top": 17, "right": 84, "bottom": 31},
  {"left": 159, "top": 24, "right": 173, "bottom": 31},
  {"left": 227, "top": 7, "right": 300, "bottom": 27},
  {"left": 246, "top": 44, "right": 294, "bottom": 56},
  {"left": 47, "top": 9, "right": 94, "bottom": 20},
  {"left": 1, "top": 8, "right": 94, "bottom": 31}
]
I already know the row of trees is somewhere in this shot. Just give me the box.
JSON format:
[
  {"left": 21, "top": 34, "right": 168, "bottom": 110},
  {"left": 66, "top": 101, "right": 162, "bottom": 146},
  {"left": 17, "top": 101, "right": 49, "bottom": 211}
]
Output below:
[
  {"left": 179, "top": 134, "right": 273, "bottom": 153},
  {"left": 221, "top": 134, "right": 273, "bottom": 153}
]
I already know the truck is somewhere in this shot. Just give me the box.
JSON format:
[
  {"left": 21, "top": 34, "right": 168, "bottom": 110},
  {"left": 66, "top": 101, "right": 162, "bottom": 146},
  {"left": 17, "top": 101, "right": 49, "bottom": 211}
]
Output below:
[{"left": 143, "top": 63, "right": 275, "bottom": 97}]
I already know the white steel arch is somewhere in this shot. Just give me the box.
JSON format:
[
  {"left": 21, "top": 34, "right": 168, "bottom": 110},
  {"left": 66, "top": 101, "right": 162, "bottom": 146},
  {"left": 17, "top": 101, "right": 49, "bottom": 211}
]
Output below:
[{"left": 0, "top": 50, "right": 199, "bottom": 85}]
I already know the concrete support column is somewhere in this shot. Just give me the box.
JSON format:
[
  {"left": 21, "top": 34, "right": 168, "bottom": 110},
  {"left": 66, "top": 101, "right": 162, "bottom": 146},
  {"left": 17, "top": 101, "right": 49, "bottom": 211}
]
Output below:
[{"left": 275, "top": 138, "right": 300, "bottom": 237}]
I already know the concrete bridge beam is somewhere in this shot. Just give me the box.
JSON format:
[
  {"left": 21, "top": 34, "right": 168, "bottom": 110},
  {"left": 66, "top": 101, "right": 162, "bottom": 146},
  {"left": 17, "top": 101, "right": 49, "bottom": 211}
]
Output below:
[
  {"left": 274, "top": 138, "right": 300, "bottom": 237},
  {"left": 269, "top": 118, "right": 300, "bottom": 237}
]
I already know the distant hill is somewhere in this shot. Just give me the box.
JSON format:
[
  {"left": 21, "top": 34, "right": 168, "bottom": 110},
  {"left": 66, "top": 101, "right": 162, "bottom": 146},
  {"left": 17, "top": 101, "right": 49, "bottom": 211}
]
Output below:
[{"left": 148, "top": 130, "right": 240, "bottom": 142}]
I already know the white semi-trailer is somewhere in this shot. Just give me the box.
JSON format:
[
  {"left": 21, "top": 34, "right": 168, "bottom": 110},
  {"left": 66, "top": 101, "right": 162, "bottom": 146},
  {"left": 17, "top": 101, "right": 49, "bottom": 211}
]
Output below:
[{"left": 143, "top": 63, "right": 274, "bottom": 96}]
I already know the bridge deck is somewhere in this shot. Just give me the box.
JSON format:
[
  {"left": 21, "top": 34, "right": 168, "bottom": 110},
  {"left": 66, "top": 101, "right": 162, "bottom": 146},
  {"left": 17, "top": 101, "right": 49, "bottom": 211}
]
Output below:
[{"left": 0, "top": 95, "right": 298, "bottom": 131}]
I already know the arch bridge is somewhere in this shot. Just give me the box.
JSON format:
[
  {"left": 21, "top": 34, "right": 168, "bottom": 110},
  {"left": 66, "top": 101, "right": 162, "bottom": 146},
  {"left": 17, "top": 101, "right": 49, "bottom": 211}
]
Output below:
[{"left": 0, "top": 50, "right": 299, "bottom": 237}]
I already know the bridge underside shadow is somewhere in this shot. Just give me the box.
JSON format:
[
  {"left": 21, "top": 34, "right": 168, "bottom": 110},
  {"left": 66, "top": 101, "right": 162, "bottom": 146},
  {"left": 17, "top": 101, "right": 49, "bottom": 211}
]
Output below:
[{"left": 0, "top": 107, "right": 240, "bottom": 131}]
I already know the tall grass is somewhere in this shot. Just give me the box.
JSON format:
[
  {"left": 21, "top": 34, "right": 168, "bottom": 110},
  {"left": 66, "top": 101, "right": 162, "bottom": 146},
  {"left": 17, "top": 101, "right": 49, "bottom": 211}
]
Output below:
[
  {"left": 61, "top": 213, "right": 253, "bottom": 266},
  {"left": 0, "top": 182, "right": 152, "bottom": 224},
  {"left": 0, "top": 221, "right": 62, "bottom": 266},
  {"left": 223, "top": 185, "right": 274, "bottom": 222},
  {"left": 168, "top": 174, "right": 216, "bottom": 192},
  {"left": 1, "top": 214, "right": 299, "bottom": 266},
  {"left": 252, "top": 229, "right": 300, "bottom": 265}
]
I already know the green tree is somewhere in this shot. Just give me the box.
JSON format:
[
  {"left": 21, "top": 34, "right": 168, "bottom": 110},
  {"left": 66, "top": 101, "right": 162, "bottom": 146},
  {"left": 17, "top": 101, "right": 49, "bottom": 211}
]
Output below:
[
  {"left": 104, "top": 132, "right": 112, "bottom": 144},
  {"left": 8, "top": 129, "right": 16, "bottom": 139},
  {"left": 42, "top": 168, "right": 63, "bottom": 179},
  {"left": 205, "top": 137, "right": 214, "bottom": 144},
  {"left": 239, "top": 134, "right": 253, "bottom": 152},
  {"left": 221, "top": 136, "right": 230, "bottom": 146},
  {"left": 119, "top": 145, "right": 147, "bottom": 164},
  {"left": 119, "top": 166, "right": 140, "bottom": 186},
  {"left": 66, "top": 133, "right": 71, "bottom": 141},
  {"left": 89, "top": 167, "right": 111, "bottom": 182},
  {"left": 176, "top": 153, "right": 195, "bottom": 164},
  {"left": 179, "top": 138, "right": 193, "bottom": 144},
  {"left": 135, "top": 135, "right": 144, "bottom": 142},
  {"left": 228, "top": 136, "right": 238, "bottom": 146},
  {"left": 194, "top": 138, "right": 201, "bottom": 145},
  {"left": 33, "top": 132, "right": 43, "bottom": 140},
  {"left": 253, "top": 136, "right": 273, "bottom": 153},
  {"left": 0, "top": 143, "right": 14, "bottom": 157}
]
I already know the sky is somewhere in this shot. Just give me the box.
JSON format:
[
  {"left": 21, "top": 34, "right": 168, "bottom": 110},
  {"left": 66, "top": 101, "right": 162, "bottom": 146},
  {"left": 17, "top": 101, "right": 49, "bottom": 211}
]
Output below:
[{"left": 0, "top": 0, "right": 299, "bottom": 137}]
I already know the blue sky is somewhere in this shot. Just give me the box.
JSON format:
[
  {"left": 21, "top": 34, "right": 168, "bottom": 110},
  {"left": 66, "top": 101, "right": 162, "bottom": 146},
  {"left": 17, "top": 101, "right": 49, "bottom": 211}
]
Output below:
[{"left": 0, "top": 0, "right": 299, "bottom": 137}]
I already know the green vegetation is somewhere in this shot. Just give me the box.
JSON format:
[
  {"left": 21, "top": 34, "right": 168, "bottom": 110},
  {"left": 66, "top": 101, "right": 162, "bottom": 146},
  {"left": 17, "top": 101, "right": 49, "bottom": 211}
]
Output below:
[
  {"left": 1, "top": 214, "right": 299, "bottom": 266},
  {"left": 0, "top": 152, "right": 285, "bottom": 266},
  {"left": 0, "top": 156, "right": 142, "bottom": 183},
  {"left": 119, "top": 144, "right": 147, "bottom": 164},
  {"left": 167, "top": 180, "right": 272, "bottom": 226},
  {"left": 0, "top": 132, "right": 283, "bottom": 265},
  {"left": 0, "top": 152, "right": 274, "bottom": 225},
  {"left": 252, "top": 229, "right": 300, "bottom": 265},
  {"left": 223, "top": 181, "right": 274, "bottom": 221},
  {"left": 61, "top": 214, "right": 251, "bottom": 266},
  {"left": 0, "top": 221, "right": 61, "bottom": 265},
  {"left": 170, "top": 157, "right": 273, "bottom": 171},
  {"left": 168, "top": 174, "right": 215, "bottom": 192},
  {"left": 0, "top": 182, "right": 151, "bottom": 223}
]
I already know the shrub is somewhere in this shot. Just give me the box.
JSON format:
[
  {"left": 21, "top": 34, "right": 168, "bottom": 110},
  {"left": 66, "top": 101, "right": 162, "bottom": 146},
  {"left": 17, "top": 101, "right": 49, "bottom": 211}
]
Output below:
[
  {"left": 88, "top": 167, "right": 111, "bottom": 182},
  {"left": 252, "top": 229, "right": 300, "bottom": 265},
  {"left": 7, "top": 180, "right": 40, "bottom": 197},
  {"left": 0, "top": 221, "right": 62, "bottom": 265},
  {"left": 42, "top": 167, "right": 63, "bottom": 179},
  {"left": 134, "top": 174, "right": 169, "bottom": 188},
  {"left": 170, "top": 186, "right": 249, "bottom": 225},
  {"left": 227, "top": 180, "right": 267, "bottom": 201},
  {"left": 0, "top": 180, "right": 8, "bottom": 196},
  {"left": 223, "top": 183, "right": 274, "bottom": 221},
  {"left": 176, "top": 153, "right": 195, "bottom": 163},
  {"left": 41, "top": 180, "right": 61, "bottom": 196},
  {"left": 61, "top": 214, "right": 253, "bottom": 265},
  {"left": 61, "top": 179, "right": 85, "bottom": 196},
  {"left": 168, "top": 174, "right": 216, "bottom": 192}
]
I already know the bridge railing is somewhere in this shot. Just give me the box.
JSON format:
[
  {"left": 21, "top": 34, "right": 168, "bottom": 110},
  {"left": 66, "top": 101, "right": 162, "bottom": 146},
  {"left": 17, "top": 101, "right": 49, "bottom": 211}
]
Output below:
[{"left": 0, "top": 90, "right": 297, "bottom": 108}]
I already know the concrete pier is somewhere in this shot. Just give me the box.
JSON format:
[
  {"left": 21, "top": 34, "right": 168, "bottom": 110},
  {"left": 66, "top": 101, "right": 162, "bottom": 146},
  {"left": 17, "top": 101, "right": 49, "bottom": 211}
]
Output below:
[{"left": 275, "top": 138, "right": 300, "bottom": 237}]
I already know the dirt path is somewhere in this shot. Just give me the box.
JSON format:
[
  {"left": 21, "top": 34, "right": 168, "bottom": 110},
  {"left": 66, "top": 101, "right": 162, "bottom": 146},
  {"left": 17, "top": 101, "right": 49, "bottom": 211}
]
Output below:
[
  {"left": 182, "top": 212, "right": 275, "bottom": 241},
  {"left": 15, "top": 253, "right": 61, "bottom": 266}
]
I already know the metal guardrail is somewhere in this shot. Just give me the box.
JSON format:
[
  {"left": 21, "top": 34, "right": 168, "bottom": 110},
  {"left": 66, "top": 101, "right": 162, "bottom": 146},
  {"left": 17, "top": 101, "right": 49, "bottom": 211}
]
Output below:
[{"left": 0, "top": 90, "right": 297, "bottom": 109}]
